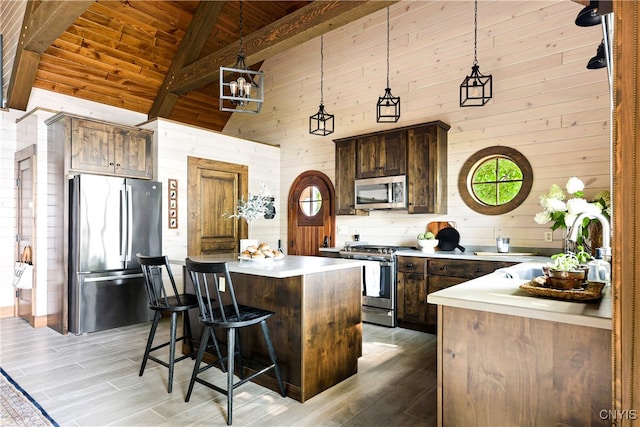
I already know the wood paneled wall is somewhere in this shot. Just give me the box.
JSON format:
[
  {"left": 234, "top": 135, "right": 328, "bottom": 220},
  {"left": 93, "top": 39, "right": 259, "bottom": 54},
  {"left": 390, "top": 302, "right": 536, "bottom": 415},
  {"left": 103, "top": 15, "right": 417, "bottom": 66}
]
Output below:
[{"left": 225, "top": 0, "right": 610, "bottom": 250}]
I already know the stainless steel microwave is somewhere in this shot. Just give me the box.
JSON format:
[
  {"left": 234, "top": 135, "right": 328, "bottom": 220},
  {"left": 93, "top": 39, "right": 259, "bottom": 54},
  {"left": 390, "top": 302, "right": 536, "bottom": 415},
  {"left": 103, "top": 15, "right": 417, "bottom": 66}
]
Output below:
[{"left": 354, "top": 175, "right": 408, "bottom": 210}]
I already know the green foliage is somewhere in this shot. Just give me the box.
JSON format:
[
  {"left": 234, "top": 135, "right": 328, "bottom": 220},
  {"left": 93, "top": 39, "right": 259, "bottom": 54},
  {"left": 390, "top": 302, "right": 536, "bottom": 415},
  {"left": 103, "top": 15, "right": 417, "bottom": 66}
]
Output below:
[{"left": 472, "top": 157, "right": 524, "bottom": 206}]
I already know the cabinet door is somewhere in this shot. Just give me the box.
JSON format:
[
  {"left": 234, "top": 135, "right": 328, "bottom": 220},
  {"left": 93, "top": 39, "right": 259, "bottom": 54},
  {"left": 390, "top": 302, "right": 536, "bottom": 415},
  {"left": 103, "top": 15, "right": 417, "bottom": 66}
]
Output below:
[
  {"left": 380, "top": 131, "right": 406, "bottom": 176},
  {"left": 70, "top": 119, "right": 115, "bottom": 174},
  {"left": 427, "top": 275, "right": 466, "bottom": 329},
  {"left": 407, "top": 124, "right": 447, "bottom": 214},
  {"left": 397, "top": 271, "right": 428, "bottom": 324},
  {"left": 335, "top": 139, "right": 363, "bottom": 215},
  {"left": 356, "top": 132, "right": 406, "bottom": 178},
  {"left": 356, "top": 135, "right": 380, "bottom": 178},
  {"left": 114, "top": 129, "right": 153, "bottom": 178}
]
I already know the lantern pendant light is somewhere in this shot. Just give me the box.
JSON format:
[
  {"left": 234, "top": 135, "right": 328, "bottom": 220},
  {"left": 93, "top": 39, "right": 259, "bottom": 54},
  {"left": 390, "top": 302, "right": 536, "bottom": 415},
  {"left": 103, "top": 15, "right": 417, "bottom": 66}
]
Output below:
[
  {"left": 219, "top": 1, "right": 264, "bottom": 113},
  {"left": 460, "top": 0, "right": 492, "bottom": 107},
  {"left": 309, "top": 35, "right": 335, "bottom": 136},
  {"left": 376, "top": 6, "right": 400, "bottom": 123}
]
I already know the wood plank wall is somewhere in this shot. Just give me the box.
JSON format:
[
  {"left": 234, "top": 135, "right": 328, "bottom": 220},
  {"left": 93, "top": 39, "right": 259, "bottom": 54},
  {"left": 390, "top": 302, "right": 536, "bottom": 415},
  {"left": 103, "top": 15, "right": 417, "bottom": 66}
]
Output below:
[{"left": 225, "top": 0, "right": 610, "bottom": 250}]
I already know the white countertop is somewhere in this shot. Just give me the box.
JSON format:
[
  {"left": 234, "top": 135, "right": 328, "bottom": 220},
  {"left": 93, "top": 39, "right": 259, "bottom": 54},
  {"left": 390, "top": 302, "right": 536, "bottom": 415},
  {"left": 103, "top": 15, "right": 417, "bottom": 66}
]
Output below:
[
  {"left": 427, "top": 268, "right": 612, "bottom": 330},
  {"left": 171, "top": 254, "right": 372, "bottom": 279}
]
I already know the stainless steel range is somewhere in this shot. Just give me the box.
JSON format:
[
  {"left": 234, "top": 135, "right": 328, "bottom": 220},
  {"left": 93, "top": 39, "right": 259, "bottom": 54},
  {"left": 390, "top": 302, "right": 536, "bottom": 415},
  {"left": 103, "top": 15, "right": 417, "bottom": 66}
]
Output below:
[{"left": 339, "top": 245, "right": 413, "bottom": 327}]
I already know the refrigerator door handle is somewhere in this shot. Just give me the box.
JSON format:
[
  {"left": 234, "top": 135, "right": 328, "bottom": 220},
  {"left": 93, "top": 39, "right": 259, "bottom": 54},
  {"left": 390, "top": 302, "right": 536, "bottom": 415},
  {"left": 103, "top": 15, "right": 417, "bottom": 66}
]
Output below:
[
  {"left": 120, "top": 185, "right": 127, "bottom": 262},
  {"left": 125, "top": 184, "right": 133, "bottom": 262},
  {"left": 83, "top": 273, "right": 144, "bottom": 283}
]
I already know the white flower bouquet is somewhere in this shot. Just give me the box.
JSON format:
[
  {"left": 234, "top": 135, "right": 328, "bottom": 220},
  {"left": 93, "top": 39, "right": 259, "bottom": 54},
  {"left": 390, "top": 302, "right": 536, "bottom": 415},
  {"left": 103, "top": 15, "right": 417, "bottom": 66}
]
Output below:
[{"left": 534, "top": 177, "right": 610, "bottom": 246}]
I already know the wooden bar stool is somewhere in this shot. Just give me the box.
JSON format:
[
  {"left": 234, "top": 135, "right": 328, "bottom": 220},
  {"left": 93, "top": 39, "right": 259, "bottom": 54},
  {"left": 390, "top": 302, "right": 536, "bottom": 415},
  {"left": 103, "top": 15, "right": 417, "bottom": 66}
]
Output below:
[
  {"left": 184, "top": 258, "right": 286, "bottom": 426},
  {"left": 137, "top": 254, "right": 198, "bottom": 393}
]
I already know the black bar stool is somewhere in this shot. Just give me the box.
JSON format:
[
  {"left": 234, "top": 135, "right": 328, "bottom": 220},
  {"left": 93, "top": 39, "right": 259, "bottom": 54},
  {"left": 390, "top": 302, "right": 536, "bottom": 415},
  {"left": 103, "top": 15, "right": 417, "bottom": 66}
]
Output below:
[
  {"left": 184, "top": 258, "right": 286, "bottom": 426},
  {"left": 137, "top": 254, "right": 198, "bottom": 393}
]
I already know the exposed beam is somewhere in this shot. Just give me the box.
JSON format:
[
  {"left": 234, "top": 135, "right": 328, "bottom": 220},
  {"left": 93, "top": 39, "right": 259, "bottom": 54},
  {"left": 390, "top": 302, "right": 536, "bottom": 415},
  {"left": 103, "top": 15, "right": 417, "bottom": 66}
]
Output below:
[
  {"left": 149, "top": 1, "right": 227, "bottom": 120},
  {"left": 168, "top": 0, "right": 397, "bottom": 96},
  {"left": 7, "top": 0, "right": 93, "bottom": 110}
]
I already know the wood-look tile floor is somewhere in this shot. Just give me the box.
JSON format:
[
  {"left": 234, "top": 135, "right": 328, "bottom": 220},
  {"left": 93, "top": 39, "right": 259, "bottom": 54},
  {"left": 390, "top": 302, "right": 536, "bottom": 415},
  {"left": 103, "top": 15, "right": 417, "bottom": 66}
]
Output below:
[{"left": 0, "top": 317, "right": 437, "bottom": 426}]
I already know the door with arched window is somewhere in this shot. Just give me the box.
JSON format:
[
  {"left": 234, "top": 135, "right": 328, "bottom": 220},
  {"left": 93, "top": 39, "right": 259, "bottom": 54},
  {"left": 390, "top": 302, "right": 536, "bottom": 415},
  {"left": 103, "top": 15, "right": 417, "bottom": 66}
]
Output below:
[{"left": 287, "top": 171, "right": 335, "bottom": 256}]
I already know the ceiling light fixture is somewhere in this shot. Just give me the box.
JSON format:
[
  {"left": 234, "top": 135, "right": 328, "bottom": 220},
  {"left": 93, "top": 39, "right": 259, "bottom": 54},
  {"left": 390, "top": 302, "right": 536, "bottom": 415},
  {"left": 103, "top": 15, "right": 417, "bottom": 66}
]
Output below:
[
  {"left": 309, "top": 35, "right": 334, "bottom": 136},
  {"left": 460, "top": 0, "right": 492, "bottom": 107},
  {"left": 575, "top": 1, "right": 601, "bottom": 27},
  {"left": 219, "top": 1, "right": 264, "bottom": 114},
  {"left": 376, "top": 7, "right": 400, "bottom": 123}
]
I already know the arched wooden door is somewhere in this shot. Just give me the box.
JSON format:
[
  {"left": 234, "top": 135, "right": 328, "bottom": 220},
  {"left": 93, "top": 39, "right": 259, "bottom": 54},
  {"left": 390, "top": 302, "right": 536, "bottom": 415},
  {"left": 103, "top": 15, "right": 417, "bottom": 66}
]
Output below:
[{"left": 287, "top": 171, "right": 335, "bottom": 256}]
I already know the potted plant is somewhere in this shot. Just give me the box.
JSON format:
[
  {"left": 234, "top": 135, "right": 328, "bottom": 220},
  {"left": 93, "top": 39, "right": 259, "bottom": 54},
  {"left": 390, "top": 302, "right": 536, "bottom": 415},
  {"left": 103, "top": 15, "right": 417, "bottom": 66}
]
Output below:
[
  {"left": 546, "top": 251, "right": 590, "bottom": 289},
  {"left": 223, "top": 185, "right": 274, "bottom": 251},
  {"left": 417, "top": 231, "right": 438, "bottom": 253}
]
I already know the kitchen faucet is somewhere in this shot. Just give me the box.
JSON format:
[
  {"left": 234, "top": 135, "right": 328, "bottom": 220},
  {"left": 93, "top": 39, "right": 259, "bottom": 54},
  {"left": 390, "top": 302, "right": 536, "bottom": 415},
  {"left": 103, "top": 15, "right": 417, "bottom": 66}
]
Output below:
[{"left": 568, "top": 212, "right": 611, "bottom": 260}]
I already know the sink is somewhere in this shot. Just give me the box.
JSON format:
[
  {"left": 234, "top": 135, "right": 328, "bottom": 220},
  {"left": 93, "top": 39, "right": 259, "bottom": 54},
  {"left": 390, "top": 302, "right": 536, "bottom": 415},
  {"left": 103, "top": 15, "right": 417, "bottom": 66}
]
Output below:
[{"left": 493, "top": 262, "right": 546, "bottom": 280}]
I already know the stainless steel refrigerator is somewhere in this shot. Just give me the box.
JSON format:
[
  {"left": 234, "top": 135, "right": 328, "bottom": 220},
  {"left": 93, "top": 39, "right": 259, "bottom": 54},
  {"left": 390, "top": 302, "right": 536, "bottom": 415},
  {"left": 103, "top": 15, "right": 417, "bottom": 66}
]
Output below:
[{"left": 68, "top": 174, "right": 162, "bottom": 334}]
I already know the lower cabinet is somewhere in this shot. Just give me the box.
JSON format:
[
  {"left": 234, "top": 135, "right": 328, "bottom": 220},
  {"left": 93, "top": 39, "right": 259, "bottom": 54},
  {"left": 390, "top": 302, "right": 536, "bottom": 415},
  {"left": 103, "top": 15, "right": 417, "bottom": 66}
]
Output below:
[
  {"left": 397, "top": 256, "right": 429, "bottom": 332},
  {"left": 397, "top": 256, "right": 517, "bottom": 333}
]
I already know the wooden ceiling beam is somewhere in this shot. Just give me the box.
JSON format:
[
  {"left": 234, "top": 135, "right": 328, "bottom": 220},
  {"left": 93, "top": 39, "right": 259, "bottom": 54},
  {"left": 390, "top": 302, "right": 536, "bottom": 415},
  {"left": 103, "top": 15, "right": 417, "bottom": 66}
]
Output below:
[
  {"left": 168, "top": 0, "right": 397, "bottom": 96},
  {"left": 149, "top": 1, "right": 226, "bottom": 120},
  {"left": 7, "top": 0, "right": 93, "bottom": 110}
]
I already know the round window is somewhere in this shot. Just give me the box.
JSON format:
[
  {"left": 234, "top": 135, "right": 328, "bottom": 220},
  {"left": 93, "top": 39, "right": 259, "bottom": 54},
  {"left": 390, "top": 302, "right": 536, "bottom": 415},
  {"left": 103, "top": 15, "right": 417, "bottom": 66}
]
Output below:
[
  {"left": 299, "top": 185, "right": 323, "bottom": 217},
  {"left": 458, "top": 146, "right": 533, "bottom": 215}
]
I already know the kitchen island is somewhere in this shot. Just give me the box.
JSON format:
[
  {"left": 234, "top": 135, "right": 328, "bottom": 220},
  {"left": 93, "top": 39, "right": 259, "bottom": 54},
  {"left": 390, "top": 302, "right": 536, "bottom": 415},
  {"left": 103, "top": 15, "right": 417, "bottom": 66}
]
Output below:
[
  {"left": 427, "top": 263, "right": 612, "bottom": 427},
  {"left": 173, "top": 254, "right": 366, "bottom": 403}
]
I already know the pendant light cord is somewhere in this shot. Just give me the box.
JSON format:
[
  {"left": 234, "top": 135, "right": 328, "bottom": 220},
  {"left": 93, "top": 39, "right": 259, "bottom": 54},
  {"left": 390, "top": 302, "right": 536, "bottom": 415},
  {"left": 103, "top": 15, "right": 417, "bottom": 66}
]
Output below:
[
  {"left": 320, "top": 35, "right": 324, "bottom": 104},
  {"left": 386, "top": 6, "right": 390, "bottom": 88},
  {"left": 473, "top": 0, "right": 478, "bottom": 66},
  {"left": 238, "top": 1, "right": 245, "bottom": 57}
]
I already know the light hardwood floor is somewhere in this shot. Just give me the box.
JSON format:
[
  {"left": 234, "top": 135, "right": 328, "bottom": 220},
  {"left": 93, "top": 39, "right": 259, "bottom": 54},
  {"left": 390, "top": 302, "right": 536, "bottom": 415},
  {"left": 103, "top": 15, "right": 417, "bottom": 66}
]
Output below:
[{"left": 0, "top": 317, "right": 437, "bottom": 426}]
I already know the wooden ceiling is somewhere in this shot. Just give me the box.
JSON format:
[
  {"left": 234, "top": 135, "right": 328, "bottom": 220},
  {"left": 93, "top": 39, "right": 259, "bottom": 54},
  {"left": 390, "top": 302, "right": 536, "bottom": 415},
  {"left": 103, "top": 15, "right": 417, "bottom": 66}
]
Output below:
[{"left": 8, "top": 0, "right": 394, "bottom": 132}]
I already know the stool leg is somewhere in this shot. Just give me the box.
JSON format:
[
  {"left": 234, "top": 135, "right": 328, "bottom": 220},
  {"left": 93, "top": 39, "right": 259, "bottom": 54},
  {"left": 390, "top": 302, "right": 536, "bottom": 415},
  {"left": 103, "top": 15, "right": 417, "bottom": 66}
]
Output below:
[
  {"left": 186, "top": 325, "right": 210, "bottom": 402},
  {"left": 183, "top": 309, "right": 196, "bottom": 358},
  {"left": 140, "top": 310, "right": 161, "bottom": 377},
  {"left": 261, "top": 321, "right": 286, "bottom": 397},
  {"left": 167, "top": 311, "right": 178, "bottom": 393},
  {"left": 226, "top": 327, "right": 235, "bottom": 426}
]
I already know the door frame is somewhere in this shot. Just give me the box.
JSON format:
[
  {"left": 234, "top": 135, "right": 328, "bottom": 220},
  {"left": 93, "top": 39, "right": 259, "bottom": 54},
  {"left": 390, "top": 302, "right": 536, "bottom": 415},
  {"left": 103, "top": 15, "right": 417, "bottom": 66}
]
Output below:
[
  {"left": 14, "top": 145, "right": 37, "bottom": 323},
  {"left": 187, "top": 156, "right": 249, "bottom": 255},
  {"left": 287, "top": 170, "right": 336, "bottom": 255}
]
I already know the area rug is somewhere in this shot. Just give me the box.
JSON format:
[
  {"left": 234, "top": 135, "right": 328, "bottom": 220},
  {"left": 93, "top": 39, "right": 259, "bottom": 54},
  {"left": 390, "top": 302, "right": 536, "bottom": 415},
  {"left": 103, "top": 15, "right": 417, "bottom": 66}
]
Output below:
[{"left": 0, "top": 367, "right": 58, "bottom": 427}]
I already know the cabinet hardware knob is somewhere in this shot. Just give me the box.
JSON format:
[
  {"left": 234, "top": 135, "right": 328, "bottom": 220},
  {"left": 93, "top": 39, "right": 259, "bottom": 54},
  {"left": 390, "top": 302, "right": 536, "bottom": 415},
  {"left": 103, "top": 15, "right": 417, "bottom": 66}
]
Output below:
[
  {"left": 407, "top": 263, "right": 414, "bottom": 268},
  {"left": 475, "top": 268, "right": 482, "bottom": 273},
  {"left": 109, "top": 162, "right": 114, "bottom": 166},
  {"left": 440, "top": 266, "right": 447, "bottom": 270}
]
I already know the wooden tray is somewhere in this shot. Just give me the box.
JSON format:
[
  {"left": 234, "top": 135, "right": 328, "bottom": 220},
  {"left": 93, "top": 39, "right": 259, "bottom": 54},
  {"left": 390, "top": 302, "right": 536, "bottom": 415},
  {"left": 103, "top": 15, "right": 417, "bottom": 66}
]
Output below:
[{"left": 519, "top": 276, "right": 605, "bottom": 301}]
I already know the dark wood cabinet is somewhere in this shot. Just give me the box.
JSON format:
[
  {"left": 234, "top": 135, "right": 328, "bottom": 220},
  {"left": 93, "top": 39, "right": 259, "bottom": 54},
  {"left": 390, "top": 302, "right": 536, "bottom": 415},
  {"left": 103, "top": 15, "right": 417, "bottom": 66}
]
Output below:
[
  {"left": 334, "top": 139, "right": 367, "bottom": 215},
  {"left": 397, "top": 256, "right": 429, "bottom": 332},
  {"left": 407, "top": 122, "right": 449, "bottom": 214},
  {"left": 356, "top": 131, "right": 406, "bottom": 178},
  {"left": 397, "top": 256, "right": 517, "bottom": 333},
  {"left": 70, "top": 118, "right": 153, "bottom": 178},
  {"left": 334, "top": 121, "right": 448, "bottom": 215}
]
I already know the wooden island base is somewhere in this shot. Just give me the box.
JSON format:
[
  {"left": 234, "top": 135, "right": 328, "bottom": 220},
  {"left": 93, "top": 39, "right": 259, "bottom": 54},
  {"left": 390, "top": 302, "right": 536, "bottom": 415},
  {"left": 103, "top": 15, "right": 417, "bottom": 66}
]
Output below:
[
  {"left": 181, "top": 256, "right": 363, "bottom": 403},
  {"left": 437, "top": 306, "right": 611, "bottom": 426}
]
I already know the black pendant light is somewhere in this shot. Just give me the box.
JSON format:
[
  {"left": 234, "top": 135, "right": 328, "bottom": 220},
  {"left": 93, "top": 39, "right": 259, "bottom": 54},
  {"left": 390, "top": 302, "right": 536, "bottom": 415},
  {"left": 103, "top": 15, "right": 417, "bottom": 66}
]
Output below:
[
  {"left": 575, "top": 1, "right": 601, "bottom": 27},
  {"left": 309, "top": 35, "right": 334, "bottom": 136},
  {"left": 460, "top": 0, "right": 492, "bottom": 107},
  {"left": 376, "top": 7, "right": 400, "bottom": 123}
]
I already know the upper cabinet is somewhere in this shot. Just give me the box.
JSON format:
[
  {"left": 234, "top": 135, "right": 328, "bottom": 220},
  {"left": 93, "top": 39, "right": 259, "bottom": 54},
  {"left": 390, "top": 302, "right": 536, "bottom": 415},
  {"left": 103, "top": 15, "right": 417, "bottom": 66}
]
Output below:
[
  {"left": 335, "top": 139, "right": 366, "bottom": 216},
  {"left": 69, "top": 118, "right": 153, "bottom": 178},
  {"left": 334, "top": 121, "right": 449, "bottom": 215},
  {"left": 407, "top": 123, "right": 449, "bottom": 214},
  {"left": 356, "top": 131, "right": 407, "bottom": 178}
]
